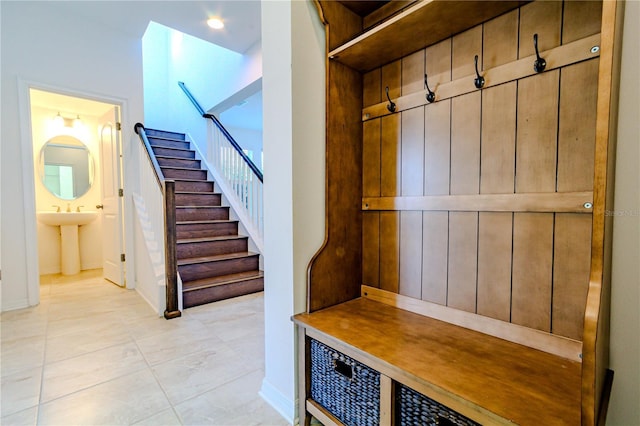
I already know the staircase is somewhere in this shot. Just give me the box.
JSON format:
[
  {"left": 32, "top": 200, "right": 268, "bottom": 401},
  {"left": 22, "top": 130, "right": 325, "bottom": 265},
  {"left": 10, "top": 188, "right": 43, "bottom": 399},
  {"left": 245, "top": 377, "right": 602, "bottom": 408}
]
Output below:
[{"left": 146, "top": 128, "right": 264, "bottom": 308}]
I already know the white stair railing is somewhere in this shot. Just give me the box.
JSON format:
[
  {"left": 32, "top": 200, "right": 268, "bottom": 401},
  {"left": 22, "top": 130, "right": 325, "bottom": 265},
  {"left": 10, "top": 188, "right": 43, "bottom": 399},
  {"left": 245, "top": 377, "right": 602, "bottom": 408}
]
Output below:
[{"left": 178, "top": 82, "right": 264, "bottom": 253}]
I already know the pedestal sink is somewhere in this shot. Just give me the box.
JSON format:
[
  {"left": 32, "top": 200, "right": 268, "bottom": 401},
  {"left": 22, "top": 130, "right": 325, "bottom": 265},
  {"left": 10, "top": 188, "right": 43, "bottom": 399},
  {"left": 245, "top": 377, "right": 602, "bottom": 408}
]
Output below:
[{"left": 37, "top": 211, "right": 98, "bottom": 275}]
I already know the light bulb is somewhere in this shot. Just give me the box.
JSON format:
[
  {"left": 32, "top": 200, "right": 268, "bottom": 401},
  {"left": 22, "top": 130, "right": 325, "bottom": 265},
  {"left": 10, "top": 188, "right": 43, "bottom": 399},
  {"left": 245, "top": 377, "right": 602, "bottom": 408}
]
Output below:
[
  {"left": 73, "top": 115, "right": 82, "bottom": 129},
  {"left": 53, "top": 112, "right": 64, "bottom": 128},
  {"left": 207, "top": 18, "right": 224, "bottom": 29}
]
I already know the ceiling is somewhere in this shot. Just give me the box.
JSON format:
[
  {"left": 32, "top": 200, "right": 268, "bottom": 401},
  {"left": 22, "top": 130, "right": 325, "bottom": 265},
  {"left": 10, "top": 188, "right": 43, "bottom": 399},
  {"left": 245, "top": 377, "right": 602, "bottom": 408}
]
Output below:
[
  {"left": 40, "top": 1, "right": 262, "bottom": 54},
  {"left": 30, "top": 89, "right": 117, "bottom": 118}
]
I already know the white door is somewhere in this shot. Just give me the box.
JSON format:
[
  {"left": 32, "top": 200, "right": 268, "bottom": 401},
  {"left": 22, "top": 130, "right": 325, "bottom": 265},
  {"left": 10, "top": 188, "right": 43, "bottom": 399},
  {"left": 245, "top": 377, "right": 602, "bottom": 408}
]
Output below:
[{"left": 98, "top": 107, "right": 125, "bottom": 286}]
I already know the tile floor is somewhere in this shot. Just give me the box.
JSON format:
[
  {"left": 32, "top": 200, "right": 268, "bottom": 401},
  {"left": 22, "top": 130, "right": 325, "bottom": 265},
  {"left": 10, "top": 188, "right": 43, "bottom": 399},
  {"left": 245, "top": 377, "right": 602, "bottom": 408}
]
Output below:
[{"left": 1, "top": 269, "right": 290, "bottom": 426}]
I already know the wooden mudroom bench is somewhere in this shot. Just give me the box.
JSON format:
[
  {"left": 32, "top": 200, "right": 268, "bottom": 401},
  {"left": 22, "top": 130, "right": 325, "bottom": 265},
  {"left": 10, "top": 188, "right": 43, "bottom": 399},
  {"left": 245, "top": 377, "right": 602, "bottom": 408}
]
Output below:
[
  {"left": 294, "top": 292, "right": 582, "bottom": 425},
  {"left": 296, "top": 0, "right": 623, "bottom": 424}
]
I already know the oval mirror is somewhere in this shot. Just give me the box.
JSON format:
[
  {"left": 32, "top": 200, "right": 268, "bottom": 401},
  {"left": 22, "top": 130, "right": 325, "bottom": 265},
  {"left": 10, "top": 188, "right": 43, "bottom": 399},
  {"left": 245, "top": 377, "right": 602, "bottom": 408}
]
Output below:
[{"left": 39, "top": 135, "right": 94, "bottom": 200}]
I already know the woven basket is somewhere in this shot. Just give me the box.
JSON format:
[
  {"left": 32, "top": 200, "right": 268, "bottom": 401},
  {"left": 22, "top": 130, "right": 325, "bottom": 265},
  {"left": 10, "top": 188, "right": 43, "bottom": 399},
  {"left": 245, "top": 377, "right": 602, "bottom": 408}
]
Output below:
[
  {"left": 310, "top": 339, "right": 380, "bottom": 426},
  {"left": 396, "top": 384, "right": 481, "bottom": 426}
]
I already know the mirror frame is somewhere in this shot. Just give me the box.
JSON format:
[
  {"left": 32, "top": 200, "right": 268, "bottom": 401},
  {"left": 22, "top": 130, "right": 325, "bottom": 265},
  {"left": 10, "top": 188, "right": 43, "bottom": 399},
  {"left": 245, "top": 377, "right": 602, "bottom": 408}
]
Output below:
[{"left": 39, "top": 135, "right": 94, "bottom": 200}]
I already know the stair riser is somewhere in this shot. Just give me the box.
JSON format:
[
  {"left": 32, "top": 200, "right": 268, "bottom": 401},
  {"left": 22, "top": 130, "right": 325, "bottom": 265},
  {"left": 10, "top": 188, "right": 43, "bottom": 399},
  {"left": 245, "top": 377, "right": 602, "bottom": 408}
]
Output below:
[
  {"left": 183, "top": 278, "right": 264, "bottom": 308},
  {"left": 177, "top": 238, "right": 248, "bottom": 259},
  {"left": 162, "top": 168, "right": 207, "bottom": 180},
  {"left": 146, "top": 130, "right": 185, "bottom": 140},
  {"left": 176, "top": 207, "right": 229, "bottom": 221},
  {"left": 157, "top": 157, "right": 201, "bottom": 169},
  {"left": 178, "top": 256, "right": 259, "bottom": 281},
  {"left": 175, "top": 181, "right": 214, "bottom": 192},
  {"left": 176, "top": 222, "right": 238, "bottom": 239},
  {"left": 152, "top": 147, "right": 195, "bottom": 159},
  {"left": 148, "top": 138, "right": 190, "bottom": 150},
  {"left": 176, "top": 193, "right": 222, "bottom": 206}
]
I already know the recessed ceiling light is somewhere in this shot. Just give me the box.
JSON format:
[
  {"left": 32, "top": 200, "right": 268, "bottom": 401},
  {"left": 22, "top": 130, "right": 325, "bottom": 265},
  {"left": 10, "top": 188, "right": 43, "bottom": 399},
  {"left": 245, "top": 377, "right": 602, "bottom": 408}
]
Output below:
[{"left": 207, "top": 18, "right": 224, "bottom": 29}]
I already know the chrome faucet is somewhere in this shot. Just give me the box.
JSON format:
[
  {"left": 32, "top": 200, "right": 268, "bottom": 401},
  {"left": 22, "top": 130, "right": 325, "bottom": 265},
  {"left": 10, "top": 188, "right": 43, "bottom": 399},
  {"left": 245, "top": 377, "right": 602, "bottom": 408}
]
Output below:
[{"left": 52, "top": 205, "right": 60, "bottom": 212}]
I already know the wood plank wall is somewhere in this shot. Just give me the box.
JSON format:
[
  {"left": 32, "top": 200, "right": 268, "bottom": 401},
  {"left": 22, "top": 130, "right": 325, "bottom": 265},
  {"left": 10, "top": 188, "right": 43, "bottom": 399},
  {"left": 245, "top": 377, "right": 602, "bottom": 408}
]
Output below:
[{"left": 362, "top": 0, "right": 602, "bottom": 341}]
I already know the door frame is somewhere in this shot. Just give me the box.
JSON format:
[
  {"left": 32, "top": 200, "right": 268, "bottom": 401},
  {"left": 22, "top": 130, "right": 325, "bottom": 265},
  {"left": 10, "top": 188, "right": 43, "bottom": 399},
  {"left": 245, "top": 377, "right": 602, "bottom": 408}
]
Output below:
[{"left": 18, "top": 79, "right": 136, "bottom": 305}]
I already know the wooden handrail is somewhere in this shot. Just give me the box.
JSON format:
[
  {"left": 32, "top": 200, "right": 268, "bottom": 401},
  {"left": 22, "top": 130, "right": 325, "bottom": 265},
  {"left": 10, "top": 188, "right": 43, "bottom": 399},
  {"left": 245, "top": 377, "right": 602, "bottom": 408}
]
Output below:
[
  {"left": 134, "top": 123, "right": 181, "bottom": 320},
  {"left": 177, "top": 81, "right": 264, "bottom": 183}
]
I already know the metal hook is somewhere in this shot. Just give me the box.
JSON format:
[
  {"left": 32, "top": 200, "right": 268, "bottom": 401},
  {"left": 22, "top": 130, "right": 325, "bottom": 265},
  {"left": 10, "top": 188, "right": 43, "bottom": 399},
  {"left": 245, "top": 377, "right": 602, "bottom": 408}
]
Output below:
[
  {"left": 424, "top": 74, "right": 435, "bottom": 103},
  {"left": 533, "top": 33, "right": 546, "bottom": 73},
  {"left": 474, "top": 55, "right": 485, "bottom": 89},
  {"left": 385, "top": 86, "right": 396, "bottom": 112}
]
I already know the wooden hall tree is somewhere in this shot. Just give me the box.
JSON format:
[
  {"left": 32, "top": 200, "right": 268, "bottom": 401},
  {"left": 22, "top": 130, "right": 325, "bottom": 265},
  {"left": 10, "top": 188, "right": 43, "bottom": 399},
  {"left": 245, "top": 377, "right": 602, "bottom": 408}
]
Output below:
[{"left": 294, "top": 1, "right": 623, "bottom": 425}]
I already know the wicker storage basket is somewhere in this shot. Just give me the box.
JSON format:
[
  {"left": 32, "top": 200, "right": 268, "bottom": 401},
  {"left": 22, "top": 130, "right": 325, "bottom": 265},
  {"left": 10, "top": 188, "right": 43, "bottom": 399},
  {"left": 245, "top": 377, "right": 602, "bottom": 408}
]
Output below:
[
  {"left": 309, "top": 339, "right": 380, "bottom": 426},
  {"left": 396, "top": 384, "right": 481, "bottom": 426}
]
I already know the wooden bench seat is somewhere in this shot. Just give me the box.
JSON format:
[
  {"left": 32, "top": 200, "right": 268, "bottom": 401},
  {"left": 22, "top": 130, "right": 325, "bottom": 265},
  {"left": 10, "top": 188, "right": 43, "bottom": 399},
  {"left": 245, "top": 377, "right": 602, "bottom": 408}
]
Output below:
[{"left": 293, "top": 297, "right": 581, "bottom": 425}]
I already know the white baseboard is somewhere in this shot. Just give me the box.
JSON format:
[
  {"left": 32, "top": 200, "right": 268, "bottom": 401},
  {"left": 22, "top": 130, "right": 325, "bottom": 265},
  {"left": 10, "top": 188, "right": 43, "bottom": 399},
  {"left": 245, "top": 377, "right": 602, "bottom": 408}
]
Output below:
[{"left": 259, "top": 378, "right": 295, "bottom": 425}]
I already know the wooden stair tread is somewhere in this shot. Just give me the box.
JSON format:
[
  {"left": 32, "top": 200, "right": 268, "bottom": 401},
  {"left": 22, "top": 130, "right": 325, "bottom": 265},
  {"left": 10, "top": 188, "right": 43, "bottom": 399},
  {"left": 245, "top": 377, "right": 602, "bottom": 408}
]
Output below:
[
  {"left": 150, "top": 145, "right": 191, "bottom": 152},
  {"left": 160, "top": 165, "right": 204, "bottom": 171},
  {"left": 178, "top": 235, "right": 247, "bottom": 244},
  {"left": 156, "top": 155, "right": 198, "bottom": 160},
  {"left": 177, "top": 219, "right": 238, "bottom": 225},
  {"left": 175, "top": 191, "right": 220, "bottom": 195},
  {"left": 176, "top": 205, "right": 227, "bottom": 209},
  {"left": 172, "top": 178, "right": 210, "bottom": 183},
  {"left": 147, "top": 135, "right": 187, "bottom": 143},
  {"left": 177, "top": 251, "right": 259, "bottom": 265},
  {"left": 182, "top": 270, "right": 264, "bottom": 291}
]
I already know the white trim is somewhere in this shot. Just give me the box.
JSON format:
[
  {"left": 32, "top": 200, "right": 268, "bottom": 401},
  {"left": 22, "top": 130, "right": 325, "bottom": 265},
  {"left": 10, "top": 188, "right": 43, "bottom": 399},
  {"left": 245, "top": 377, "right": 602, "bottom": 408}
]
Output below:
[
  {"left": 16, "top": 79, "right": 133, "bottom": 303},
  {"left": 259, "top": 377, "right": 295, "bottom": 425}
]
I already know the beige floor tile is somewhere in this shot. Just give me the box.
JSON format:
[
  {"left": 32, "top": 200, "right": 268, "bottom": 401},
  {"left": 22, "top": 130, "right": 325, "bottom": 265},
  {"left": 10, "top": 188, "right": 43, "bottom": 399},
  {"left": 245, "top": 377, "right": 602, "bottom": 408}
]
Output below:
[
  {"left": 152, "top": 344, "right": 259, "bottom": 405},
  {"left": 0, "top": 366, "right": 42, "bottom": 417},
  {"left": 38, "top": 369, "right": 171, "bottom": 425},
  {"left": 126, "top": 315, "right": 206, "bottom": 341},
  {"left": 0, "top": 335, "right": 46, "bottom": 377},
  {"left": 175, "top": 369, "right": 290, "bottom": 426},
  {"left": 132, "top": 408, "right": 182, "bottom": 426},
  {"left": 45, "top": 311, "right": 123, "bottom": 339},
  {"left": 0, "top": 406, "right": 37, "bottom": 426},
  {"left": 204, "top": 312, "right": 265, "bottom": 342},
  {"left": 40, "top": 341, "right": 147, "bottom": 402},
  {"left": 135, "top": 323, "right": 223, "bottom": 366},
  {"left": 44, "top": 322, "right": 133, "bottom": 363}
]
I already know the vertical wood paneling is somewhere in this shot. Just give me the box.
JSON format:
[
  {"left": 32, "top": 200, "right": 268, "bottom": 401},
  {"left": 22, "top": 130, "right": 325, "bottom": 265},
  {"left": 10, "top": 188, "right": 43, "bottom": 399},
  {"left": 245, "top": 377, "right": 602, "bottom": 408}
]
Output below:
[
  {"left": 562, "top": 0, "right": 603, "bottom": 44},
  {"left": 478, "top": 74, "right": 516, "bottom": 321},
  {"left": 402, "top": 50, "right": 425, "bottom": 95},
  {"left": 363, "top": 211, "right": 380, "bottom": 287},
  {"left": 516, "top": 71, "right": 560, "bottom": 193},
  {"left": 363, "top": 68, "right": 381, "bottom": 107},
  {"left": 381, "top": 60, "right": 401, "bottom": 99},
  {"left": 451, "top": 92, "right": 481, "bottom": 195},
  {"left": 399, "top": 211, "right": 422, "bottom": 299},
  {"left": 483, "top": 9, "right": 519, "bottom": 69},
  {"left": 557, "top": 59, "right": 599, "bottom": 192},
  {"left": 518, "top": 1, "right": 562, "bottom": 58},
  {"left": 381, "top": 114, "right": 401, "bottom": 197},
  {"left": 447, "top": 212, "right": 478, "bottom": 313},
  {"left": 553, "top": 214, "right": 592, "bottom": 340},
  {"left": 481, "top": 82, "right": 517, "bottom": 194},
  {"left": 424, "top": 102, "right": 450, "bottom": 195},
  {"left": 425, "top": 38, "right": 452, "bottom": 88},
  {"left": 401, "top": 107, "right": 424, "bottom": 196},
  {"left": 452, "top": 26, "right": 482, "bottom": 80},
  {"left": 380, "top": 212, "right": 399, "bottom": 293},
  {"left": 477, "top": 212, "right": 513, "bottom": 321},
  {"left": 363, "top": 120, "right": 381, "bottom": 196},
  {"left": 512, "top": 213, "right": 554, "bottom": 332},
  {"left": 422, "top": 212, "right": 449, "bottom": 305}
]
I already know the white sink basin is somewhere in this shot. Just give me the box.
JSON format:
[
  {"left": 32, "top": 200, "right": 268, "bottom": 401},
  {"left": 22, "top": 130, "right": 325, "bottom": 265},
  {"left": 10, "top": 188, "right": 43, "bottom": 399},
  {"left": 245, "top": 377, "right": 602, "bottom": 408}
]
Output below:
[
  {"left": 37, "top": 211, "right": 98, "bottom": 226},
  {"left": 37, "top": 211, "right": 98, "bottom": 275}
]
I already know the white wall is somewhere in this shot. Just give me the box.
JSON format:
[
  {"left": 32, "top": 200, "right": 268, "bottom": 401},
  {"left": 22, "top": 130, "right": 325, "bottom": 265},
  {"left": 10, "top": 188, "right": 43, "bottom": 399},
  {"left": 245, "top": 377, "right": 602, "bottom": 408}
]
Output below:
[
  {"left": 31, "top": 106, "right": 103, "bottom": 274},
  {"left": 142, "top": 22, "right": 263, "bottom": 151},
  {"left": 1, "top": 1, "right": 144, "bottom": 310},
  {"left": 260, "top": 0, "right": 325, "bottom": 422},
  {"left": 608, "top": 1, "right": 640, "bottom": 424}
]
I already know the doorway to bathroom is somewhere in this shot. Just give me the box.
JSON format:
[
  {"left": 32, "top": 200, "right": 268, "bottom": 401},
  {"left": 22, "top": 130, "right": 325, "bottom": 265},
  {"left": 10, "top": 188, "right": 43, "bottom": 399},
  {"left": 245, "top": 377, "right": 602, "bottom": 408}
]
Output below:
[{"left": 28, "top": 88, "right": 125, "bottom": 289}]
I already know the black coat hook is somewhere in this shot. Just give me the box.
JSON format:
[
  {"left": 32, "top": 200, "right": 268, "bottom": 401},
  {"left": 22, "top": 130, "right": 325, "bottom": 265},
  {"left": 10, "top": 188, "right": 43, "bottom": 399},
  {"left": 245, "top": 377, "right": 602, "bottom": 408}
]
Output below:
[
  {"left": 424, "top": 74, "right": 435, "bottom": 103},
  {"left": 533, "top": 34, "right": 546, "bottom": 73},
  {"left": 474, "top": 55, "right": 485, "bottom": 89},
  {"left": 385, "top": 86, "right": 396, "bottom": 112}
]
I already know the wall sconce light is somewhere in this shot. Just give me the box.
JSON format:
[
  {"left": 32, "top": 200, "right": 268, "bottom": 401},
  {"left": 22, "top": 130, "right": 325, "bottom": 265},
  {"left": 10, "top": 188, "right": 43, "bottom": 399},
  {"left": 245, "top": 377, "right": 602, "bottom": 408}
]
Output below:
[
  {"left": 73, "top": 115, "right": 83, "bottom": 129},
  {"left": 53, "top": 112, "right": 65, "bottom": 128}
]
